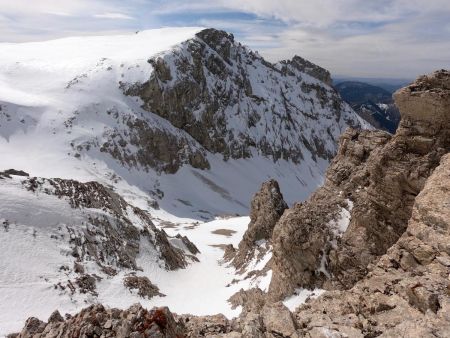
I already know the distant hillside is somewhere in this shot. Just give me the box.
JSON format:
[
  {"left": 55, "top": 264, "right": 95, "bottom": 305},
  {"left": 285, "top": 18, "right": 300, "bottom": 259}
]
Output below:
[
  {"left": 333, "top": 76, "right": 412, "bottom": 93},
  {"left": 335, "top": 81, "right": 392, "bottom": 104},
  {"left": 335, "top": 81, "right": 401, "bottom": 133}
]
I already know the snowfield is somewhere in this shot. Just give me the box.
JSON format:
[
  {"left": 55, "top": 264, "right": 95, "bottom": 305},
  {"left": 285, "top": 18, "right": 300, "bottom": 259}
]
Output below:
[
  {"left": 0, "top": 27, "right": 366, "bottom": 335},
  {"left": 0, "top": 175, "right": 254, "bottom": 335},
  {"left": 0, "top": 173, "right": 278, "bottom": 335}
]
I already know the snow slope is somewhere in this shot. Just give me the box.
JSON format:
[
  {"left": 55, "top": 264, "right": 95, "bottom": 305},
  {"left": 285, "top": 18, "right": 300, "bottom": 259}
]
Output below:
[{"left": 0, "top": 174, "right": 260, "bottom": 335}]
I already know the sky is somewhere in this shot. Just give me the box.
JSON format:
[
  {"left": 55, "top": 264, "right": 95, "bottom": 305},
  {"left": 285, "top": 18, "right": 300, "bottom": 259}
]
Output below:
[{"left": 0, "top": 0, "right": 449, "bottom": 78}]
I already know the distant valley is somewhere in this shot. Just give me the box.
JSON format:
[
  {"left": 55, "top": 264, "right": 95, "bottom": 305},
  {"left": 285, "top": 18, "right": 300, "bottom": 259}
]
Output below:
[{"left": 335, "top": 80, "right": 402, "bottom": 133}]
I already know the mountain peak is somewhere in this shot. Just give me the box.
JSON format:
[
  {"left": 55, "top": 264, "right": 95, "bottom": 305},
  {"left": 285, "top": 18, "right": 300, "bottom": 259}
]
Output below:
[
  {"left": 280, "top": 54, "right": 332, "bottom": 85},
  {"left": 194, "top": 28, "right": 236, "bottom": 64},
  {"left": 394, "top": 69, "right": 450, "bottom": 127},
  {"left": 195, "top": 28, "right": 235, "bottom": 45}
]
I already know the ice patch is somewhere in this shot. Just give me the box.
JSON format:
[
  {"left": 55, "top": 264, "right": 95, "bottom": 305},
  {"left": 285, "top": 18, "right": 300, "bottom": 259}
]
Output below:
[{"left": 329, "top": 199, "right": 353, "bottom": 236}]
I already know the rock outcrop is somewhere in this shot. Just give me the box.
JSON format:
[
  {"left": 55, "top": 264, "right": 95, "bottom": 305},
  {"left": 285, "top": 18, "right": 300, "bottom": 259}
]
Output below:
[
  {"left": 8, "top": 304, "right": 185, "bottom": 338},
  {"left": 228, "top": 179, "right": 287, "bottom": 271},
  {"left": 292, "top": 152, "right": 450, "bottom": 337},
  {"left": 0, "top": 173, "right": 199, "bottom": 301},
  {"left": 394, "top": 69, "right": 450, "bottom": 126},
  {"left": 268, "top": 69, "right": 450, "bottom": 299},
  {"left": 123, "top": 276, "right": 165, "bottom": 299},
  {"left": 97, "top": 116, "right": 211, "bottom": 174},
  {"left": 0, "top": 169, "right": 30, "bottom": 178},
  {"left": 23, "top": 176, "right": 196, "bottom": 272},
  {"left": 279, "top": 55, "right": 332, "bottom": 86}
]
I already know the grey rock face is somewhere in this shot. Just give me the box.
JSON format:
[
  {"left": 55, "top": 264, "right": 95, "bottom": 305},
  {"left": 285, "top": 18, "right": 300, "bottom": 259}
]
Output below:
[
  {"left": 229, "top": 179, "right": 287, "bottom": 271},
  {"left": 75, "top": 111, "right": 210, "bottom": 174},
  {"left": 246, "top": 180, "right": 288, "bottom": 242}
]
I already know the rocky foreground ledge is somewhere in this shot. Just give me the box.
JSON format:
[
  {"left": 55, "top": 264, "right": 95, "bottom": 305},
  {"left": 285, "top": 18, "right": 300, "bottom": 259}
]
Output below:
[{"left": 9, "top": 70, "right": 450, "bottom": 337}]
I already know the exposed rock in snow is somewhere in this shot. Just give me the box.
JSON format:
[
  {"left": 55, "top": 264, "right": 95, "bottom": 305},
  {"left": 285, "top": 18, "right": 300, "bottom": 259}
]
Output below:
[
  {"left": 0, "top": 169, "right": 30, "bottom": 179},
  {"left": 21, "top": 175, "right": 195, "bottom": 271},
  {"left": 228, "top": 179, "right": 287, "bottom": 272},
  {"left": 0, "top": 173, "right": 199, "bottom": 334},
  {"left": 129, "top": 28, "right": 367, "bottom": 170},
  {"left": 123, "top": 275, "right": 165, "bottom": 299}
]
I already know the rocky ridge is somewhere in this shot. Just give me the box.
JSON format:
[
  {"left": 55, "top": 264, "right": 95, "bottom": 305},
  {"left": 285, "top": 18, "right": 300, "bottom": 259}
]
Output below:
[
  {"left": 279, "top": 55, "right": 332, "bottom": 86},
  {"left": 8, "top": 304, "right": 185, "bottom": 338},
  {"left": 121, "top": 28, "right": 366, "bottom": 172}
]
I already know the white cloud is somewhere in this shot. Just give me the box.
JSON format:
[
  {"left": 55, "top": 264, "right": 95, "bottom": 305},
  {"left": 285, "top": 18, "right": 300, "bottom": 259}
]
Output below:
[
  {"left": 0, "top": 0, "right": 103, "bottom": 16},
  {"left": 256, "top": 22, "right": 450, "bottom": 78},
  {"left": 210, "top": 0, "right": 450, "bottom": 77},
  {"left": 0, "top": 0, "right": 136, "bottom": 42},
  {"left": 93, "top": 13, "right": 135, "bottom": 20},
  {"left": 217, "top": 0, "right": 450, "bottom": 27},
  {"left": 0, "top": 0, "right": 448, "bottom": 77},
  {"left": 43, "top": 11, "right": 73, "bottom": 17}
]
